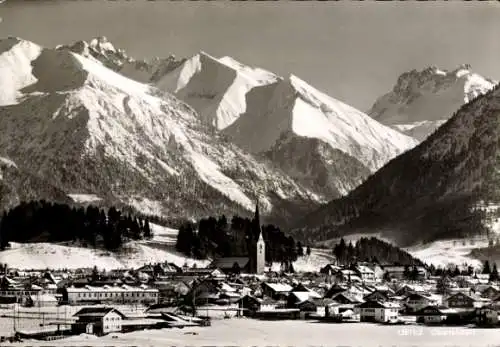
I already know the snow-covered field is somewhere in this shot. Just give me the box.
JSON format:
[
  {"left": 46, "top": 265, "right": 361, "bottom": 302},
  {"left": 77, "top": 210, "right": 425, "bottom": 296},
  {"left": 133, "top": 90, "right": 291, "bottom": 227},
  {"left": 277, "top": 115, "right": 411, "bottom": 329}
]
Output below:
[
  {"left": 405, "top": 237, "right": 489, "bottom": 269},
  {"left": 320, "top": 233, "right": 488, "bottom": 269},
  {"left": 67, "top": 193, "right": 102, "bottom": 203},
  {"left": 0, "top": 216, "right": 488, "bottom": 272},
  {"left": 11, "top": 319, "right": 497, "bottom": 347},
  {"left": 0, "top": 224, "right": 209, "bottom": 270},
  {"left": 0, "top": 220, "right": 333, "bottom": 272}
]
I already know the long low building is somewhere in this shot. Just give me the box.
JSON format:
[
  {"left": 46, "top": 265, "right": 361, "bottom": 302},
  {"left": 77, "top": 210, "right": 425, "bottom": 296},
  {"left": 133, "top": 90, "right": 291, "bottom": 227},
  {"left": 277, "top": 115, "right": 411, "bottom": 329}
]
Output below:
[{"left": 64, "top": 284, "right": 159, "bottom": 305}]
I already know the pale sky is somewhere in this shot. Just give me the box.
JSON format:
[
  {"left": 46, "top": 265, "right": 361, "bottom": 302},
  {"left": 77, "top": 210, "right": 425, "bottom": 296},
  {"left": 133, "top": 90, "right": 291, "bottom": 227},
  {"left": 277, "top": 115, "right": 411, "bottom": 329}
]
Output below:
[{"left": 1, "top": 1, "right": 499, "bottom": 111}]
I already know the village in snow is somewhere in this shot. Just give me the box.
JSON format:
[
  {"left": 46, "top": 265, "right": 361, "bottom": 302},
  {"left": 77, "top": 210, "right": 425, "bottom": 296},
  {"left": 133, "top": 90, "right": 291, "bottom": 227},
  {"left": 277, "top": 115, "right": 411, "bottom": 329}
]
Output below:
[{"left": 0, "top": 218, "right": 499, "bottom": 345}]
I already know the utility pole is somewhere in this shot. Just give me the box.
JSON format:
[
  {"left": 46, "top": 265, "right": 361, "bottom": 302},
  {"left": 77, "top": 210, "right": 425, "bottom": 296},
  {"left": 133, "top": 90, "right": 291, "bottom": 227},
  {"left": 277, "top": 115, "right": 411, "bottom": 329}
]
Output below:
[{"left": 12, "top": 304, "right": 16, "bottom": 334}]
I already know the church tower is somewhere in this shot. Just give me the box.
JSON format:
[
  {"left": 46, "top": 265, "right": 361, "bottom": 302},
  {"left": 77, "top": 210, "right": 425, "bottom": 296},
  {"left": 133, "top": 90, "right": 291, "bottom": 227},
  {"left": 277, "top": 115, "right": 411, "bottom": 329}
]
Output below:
[
  {"left": 253, "top": 202, "right": 266, "bottom": 274},
  {"left": 256, "top": 226, "right": 266, "bottom": 274}
]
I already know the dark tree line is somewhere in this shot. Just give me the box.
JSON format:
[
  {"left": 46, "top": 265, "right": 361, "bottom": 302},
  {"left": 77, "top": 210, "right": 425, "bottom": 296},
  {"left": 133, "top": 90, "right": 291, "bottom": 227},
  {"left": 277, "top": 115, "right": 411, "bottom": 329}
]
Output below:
[
  {"left": 0, "top": 200, "right": 152, "bottom": 251},
  {"left": 332, "top": 237, "right": 425, "bottom": 267},
  {"left": 176, "top": 214, "right": 308, "bottom": 263}
]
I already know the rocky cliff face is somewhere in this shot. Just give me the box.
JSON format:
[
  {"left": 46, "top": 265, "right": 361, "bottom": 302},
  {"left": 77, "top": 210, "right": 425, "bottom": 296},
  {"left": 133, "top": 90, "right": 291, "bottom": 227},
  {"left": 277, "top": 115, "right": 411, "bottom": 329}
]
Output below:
[{"left": 369, "top": 65, "right": 496, "bottom": 141}]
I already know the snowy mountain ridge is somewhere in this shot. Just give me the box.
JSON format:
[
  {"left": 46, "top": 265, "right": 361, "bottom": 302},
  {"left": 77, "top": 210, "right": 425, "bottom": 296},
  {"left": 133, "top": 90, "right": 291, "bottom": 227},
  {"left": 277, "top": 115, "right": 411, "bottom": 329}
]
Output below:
[
  {"left": 369, "top": 64, "right": 497, "bottom": 141},
  {"left": 59, "top": 36, "right": 185, "bottom": 84},
  {"left": 0, "top": 37, "right": 321, "bottom": 223},
  {"left": 156, "top": 51, "right": 280, "bottom": 129},
  {"left": 158, "top": 52, "right": 417, "bottom": 200}
]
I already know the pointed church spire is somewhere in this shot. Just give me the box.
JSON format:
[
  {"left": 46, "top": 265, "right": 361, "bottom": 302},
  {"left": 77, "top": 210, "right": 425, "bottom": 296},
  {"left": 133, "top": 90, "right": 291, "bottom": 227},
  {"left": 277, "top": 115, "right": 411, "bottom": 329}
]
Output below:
[
  {"left": 254, "top": 200, "right": 260, "bottom": 224},
  {"left": 253, "top": 200, "right": 262, "bottom": 238}
]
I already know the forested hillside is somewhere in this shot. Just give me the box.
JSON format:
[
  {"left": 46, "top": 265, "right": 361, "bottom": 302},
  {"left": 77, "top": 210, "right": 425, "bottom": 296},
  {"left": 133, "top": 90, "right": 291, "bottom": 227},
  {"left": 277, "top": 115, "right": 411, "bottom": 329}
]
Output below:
[{"left": 0, "top": 200, "right": 152, "bottom": 251}]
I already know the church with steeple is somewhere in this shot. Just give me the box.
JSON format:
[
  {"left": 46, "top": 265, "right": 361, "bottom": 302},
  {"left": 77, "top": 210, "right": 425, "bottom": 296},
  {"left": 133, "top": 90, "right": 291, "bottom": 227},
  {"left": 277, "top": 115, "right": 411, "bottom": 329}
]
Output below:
[
  {"left": 209, "top": 202, "right": 266, "bottom": 274},
  {"left": 249, "top": 202, "right": 266, "bottom": 274}
]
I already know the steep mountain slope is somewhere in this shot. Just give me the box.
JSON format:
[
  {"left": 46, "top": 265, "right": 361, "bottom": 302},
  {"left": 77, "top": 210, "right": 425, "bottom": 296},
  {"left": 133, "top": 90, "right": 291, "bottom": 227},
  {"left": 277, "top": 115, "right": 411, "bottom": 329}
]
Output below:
[
  {"left": 158, "top": 54, "right": 417, "bottom": 200},
  {"left": 0, "top": 38, "right": 321, "bottom": 224},
  {"left": 0, "top": 157, "right": 71, "bottom": 210},
  {"left": 60, "top": 36, "right": 185, "bottom": 83},
  {"left": 0, "top": 37, "right": 42, "bottom": 106},
  {"left": 225, "top": 74, "right": 418, "bottom": 199},
  {"left": 369, "top": 65, "right": 496, "bottom": 141},
  {"left": 156, "top": 52, "right": 279, "bottom": 129},
  {"left": 294, "top": 83, "right": 500, "bottom": 247}
]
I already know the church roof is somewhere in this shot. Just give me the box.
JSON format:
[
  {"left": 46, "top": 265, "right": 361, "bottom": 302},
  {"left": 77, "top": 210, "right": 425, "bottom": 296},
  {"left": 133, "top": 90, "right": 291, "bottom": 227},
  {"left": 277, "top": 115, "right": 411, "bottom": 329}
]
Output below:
[{"left": 210, "top": 257, "right": 250, "bottom": 270}]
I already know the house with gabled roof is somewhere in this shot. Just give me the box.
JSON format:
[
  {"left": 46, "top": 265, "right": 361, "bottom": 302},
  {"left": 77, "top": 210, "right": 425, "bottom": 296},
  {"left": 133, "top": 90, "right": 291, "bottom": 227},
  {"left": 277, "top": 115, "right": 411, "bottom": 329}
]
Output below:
[
  {"left": 312, "top": 298, "right": 337, "bottom": 317},
  {"left": 404, "top": 292, "right": 441, "bottom": 313},
  {"left": 331, "top": 292, "right": 363, "bottom": 305},
  {"left": 261, "top": 282, "right": 293, "bottom": 300},
  {"left": 354, "top": 265, "right": 375, "bottom": 283},
  {"left": 395, "top": 283, "right": 427, "bottom": 297},
  {"left": 475, "top": 304, "right": 499, "bottom": 326},
  {"left": 415, "top": 305, "right": 456, "bottom": 325},
  {"left": 72, "top": 307, "right": 126, "bottom": 336},
  {"left": 209, "top": 257, "right": 250, "bottom": 274},
  {"left": 290, "top": 283, "right": 322, "bottom": 299},
  {"left": 446, "top": 292, "right": 489, "bottom": 309},
  {"left": 324, "top": 284, "right": 348, "bottom": 299},
  {"left": 363, "top": 289, "right": 392, "bottom": 303},
  {"left": 356, "top": 300, "right": 400, "bottom": 323},
  {"left": 237, "top": 295, "right": 281, "bottom": 316},
  {"left": 478, "top": 285, "right": 500, "bottom": 300}
]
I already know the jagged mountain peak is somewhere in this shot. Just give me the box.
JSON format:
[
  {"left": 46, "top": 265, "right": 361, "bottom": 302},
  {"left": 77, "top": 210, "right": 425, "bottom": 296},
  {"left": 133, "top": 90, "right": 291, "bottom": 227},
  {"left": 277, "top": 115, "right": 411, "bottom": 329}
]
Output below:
[
  {"left": 54, "top": 37, "right": 184, "bottom": 84},
  {"left": 0, "top": 38, "right": 321, "bottom": 224},
  {"left": 369, "top": 64, "right": 497, "bottom": 141},
  {"left": 0, "top": 38, "right": 43, "bottom": 106},
  {"left": 156, "top": 52, "right": 279, "bottom": 129},
  {"left": 88, "top": 36, "right": 118, "bottom": 54}
]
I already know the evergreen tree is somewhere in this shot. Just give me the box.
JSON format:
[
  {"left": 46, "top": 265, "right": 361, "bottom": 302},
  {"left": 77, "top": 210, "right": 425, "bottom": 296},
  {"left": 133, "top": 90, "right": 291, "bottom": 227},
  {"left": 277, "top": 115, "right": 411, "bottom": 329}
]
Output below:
[
  {"left": 143, "top": 219, "right": 152, "bottom": 239},
  {"left": 91, "top": 266, "right": 99, "bottom": 282},
  {"left": 410, "top": 266, "right": 420, "bottom": 281},
  {"left": 306, "top": 245, "right": 312, "bottom": 257},
  {"left": 231, "top": 262, "right": 241, "bottom": 275},
  {"left": 490, "top": 263, "right": 499, "bottom": 282},
  {"left": 467, "top": 265, "right": 474, "bottom": 276},
  {"left": 296, "top": 241, "right": 304, "bottom": 257},
  {"left": 403, "top": 265, "right": 411, "bottom": 279},
  {"left": 483, "top": 260, "right": 491, "bottom": 274}
]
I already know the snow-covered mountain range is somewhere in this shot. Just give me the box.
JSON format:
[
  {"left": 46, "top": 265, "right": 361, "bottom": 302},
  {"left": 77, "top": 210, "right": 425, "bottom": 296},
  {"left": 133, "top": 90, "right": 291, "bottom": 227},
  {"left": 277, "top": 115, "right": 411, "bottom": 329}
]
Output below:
[
  {"left": 158, "top": 52, "right": 418, "bottom": 199},
  {"left": 0, "top": 37, "right": 323, "bottom": 224},
  {"left": 59, "top": 36, "right": 185, "bottom": 84},
  {"left": 369, "top": 65, "right": 497, "bottom": 141},
  {"left": 295, "top": 82, "right": 500, "bottom": 247}
]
